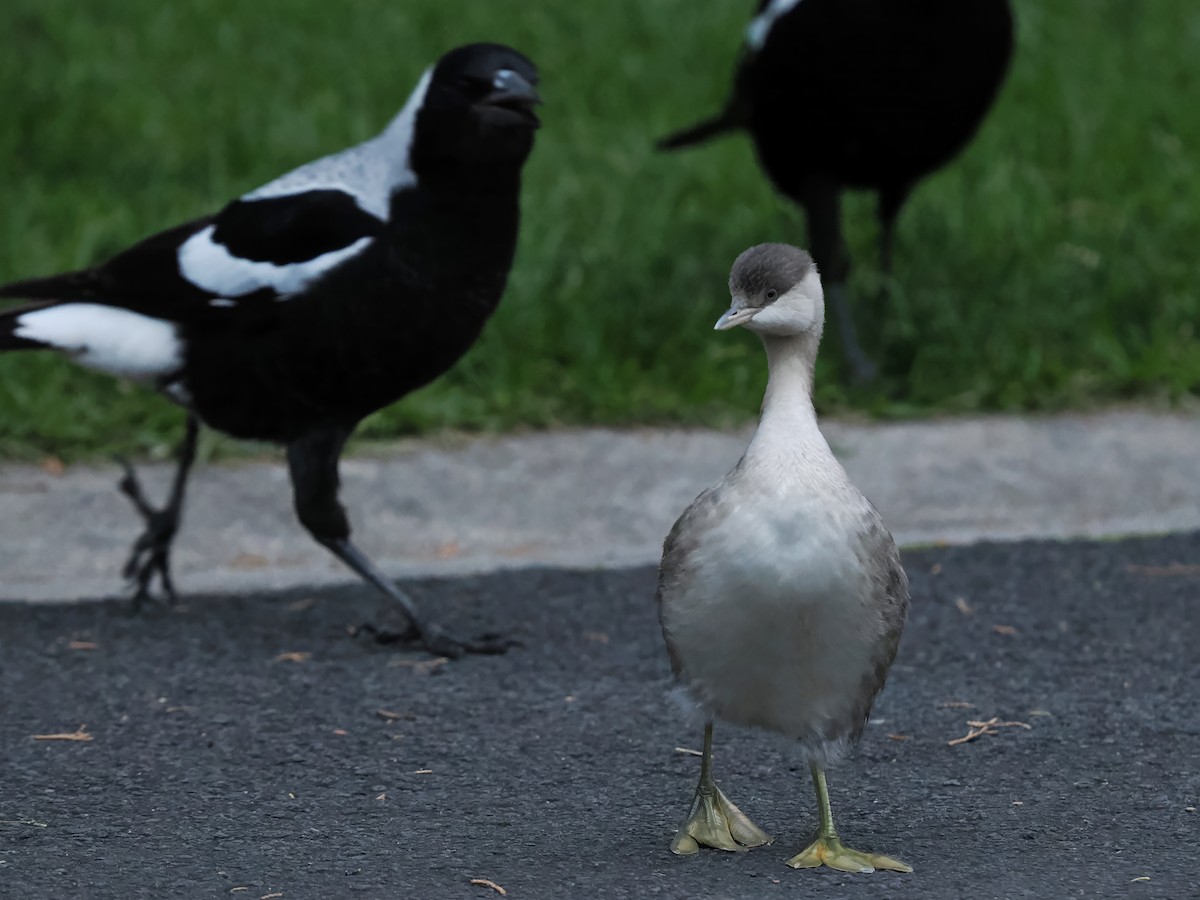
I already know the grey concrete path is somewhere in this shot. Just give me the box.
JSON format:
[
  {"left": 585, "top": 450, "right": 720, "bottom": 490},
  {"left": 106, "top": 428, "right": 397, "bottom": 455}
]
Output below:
[{"left": 0, "top": 409, "right": 1196, "bottom": 601}]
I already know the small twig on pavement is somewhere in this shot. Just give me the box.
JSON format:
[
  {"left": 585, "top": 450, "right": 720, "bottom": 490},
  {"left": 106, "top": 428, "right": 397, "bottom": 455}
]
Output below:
[
  {"left": 948, "top": 717, "right": 1032, "bottom": 747},
  {"left": 32, "top": 724, "right": 92, "bottom": 742},
  {"left": 470, "top": 878, "right": 508, "bottom": 896},
  {"left": 271, "top": 651, "right": 310, "bottom": 664},
  {"left": 388, "top": 656, "right": 449, "bottom": 674}
]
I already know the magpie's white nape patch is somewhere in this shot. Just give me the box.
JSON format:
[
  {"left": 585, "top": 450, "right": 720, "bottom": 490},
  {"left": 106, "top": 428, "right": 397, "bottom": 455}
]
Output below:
[
  {"left": 14, "top": 304, "right": 182, "bottom": 379},
  {"left": 244, "top": 68, "right": 434, "bottom": 221},
  {"left": 746, "top": 0, "right": 804, "bottom": 50},
  {"left": 178, "top": 224, "right": 374, "bottom": 298}
]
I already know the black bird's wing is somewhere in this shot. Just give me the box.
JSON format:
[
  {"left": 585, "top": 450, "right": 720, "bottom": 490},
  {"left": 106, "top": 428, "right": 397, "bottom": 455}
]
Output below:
[
  {"left": 207, "top": 190, "right": 385, "bottom": 268},
  {"left": 0, "top": 189, "right": 385, "bottom": 320},
  {"left": 0, "top": 217, "right": 215, "bottom": 305}
]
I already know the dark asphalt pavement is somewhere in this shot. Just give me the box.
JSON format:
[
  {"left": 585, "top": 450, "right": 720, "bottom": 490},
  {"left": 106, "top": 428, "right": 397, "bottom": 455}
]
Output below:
[{"left": 2, "top": 533, "right": 1198, "bottom": 899}]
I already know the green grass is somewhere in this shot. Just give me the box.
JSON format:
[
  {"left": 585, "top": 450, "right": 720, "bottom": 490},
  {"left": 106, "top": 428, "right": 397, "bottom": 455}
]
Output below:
[{"left": 0, "top": 0, "right": 1197, "bottom": 458}]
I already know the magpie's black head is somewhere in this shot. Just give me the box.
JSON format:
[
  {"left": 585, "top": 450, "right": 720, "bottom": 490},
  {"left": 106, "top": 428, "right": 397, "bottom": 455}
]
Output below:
[{"left": 415, "top": 43, "right": 541, "bottom": 173}]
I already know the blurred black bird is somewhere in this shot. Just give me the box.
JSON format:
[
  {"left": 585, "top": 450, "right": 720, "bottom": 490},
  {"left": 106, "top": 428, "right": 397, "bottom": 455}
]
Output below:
[
  {"left": 0, "top": 42, "right": 542, "bottom": 658},
  {"left": 660, "top": 0, "right": 1014, "bottom": 381}
]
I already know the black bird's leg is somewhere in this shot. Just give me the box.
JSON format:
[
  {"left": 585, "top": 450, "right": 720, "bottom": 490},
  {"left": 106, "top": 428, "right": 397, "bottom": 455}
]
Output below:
[
  {"left": 802, "top": 177, "right": 877, "bottom": 383},
  {"left": 877, "top": 182, "right": 913, "bottom": 281},
  {"left": 286, "top": 427, "right": 511, "bottom": 659},
  {"left": 117, "top": 414, "right": 200, "bottom": 608}
]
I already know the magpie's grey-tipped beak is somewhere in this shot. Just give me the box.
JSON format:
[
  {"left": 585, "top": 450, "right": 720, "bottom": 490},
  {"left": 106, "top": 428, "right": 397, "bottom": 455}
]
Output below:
[
  {"left": 714, "top": 300, "right": 760, "bottom": 331},
  {"left": 486, "top": 69, "right": 542, "bottom": 109}
]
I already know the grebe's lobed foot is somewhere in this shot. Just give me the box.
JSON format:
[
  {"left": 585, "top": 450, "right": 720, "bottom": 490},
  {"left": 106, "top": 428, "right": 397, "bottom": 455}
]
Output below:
[
  {"left": 784, "top": 834, "right": 911, "bottom": 873},
  {"left": 671, "top": 783, "right": 772, "bottom": 856}
]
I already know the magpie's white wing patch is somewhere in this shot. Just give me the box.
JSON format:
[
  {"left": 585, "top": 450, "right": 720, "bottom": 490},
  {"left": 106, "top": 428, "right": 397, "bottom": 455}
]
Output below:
[
  {"left": 245, "top": 68, "right": 433, "bottom": 220},
  {"left": 13, "top": 303, "right": 182, "bottom": 379},
  {"left": 176, "top": 187, "right": 385, "bottom": 300},
  {"left": 178, "top": 225, "right": 373, "bottom": 298},
  {"left": 747, "top": 0, "right": 804, "bottom": 51}
]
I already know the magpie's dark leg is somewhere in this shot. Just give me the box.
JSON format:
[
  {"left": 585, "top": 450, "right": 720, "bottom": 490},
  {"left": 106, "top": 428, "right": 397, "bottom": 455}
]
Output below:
[
  {"left": 286, "top": 427, "right": 511, "bottom": 658},
  {"left": 802, "top": 177, "right": 877, "bottom": 383},
  {"left": 117, "top": 414, "right": 200, "bottom": 608}
]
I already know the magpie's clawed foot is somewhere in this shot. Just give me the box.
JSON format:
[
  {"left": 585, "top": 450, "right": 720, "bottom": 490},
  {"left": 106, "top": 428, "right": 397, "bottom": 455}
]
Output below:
[
  {"left": 116, "top": 458, "right": 183, "bottom": 609},
  {"left": 419, "top": 626, "right": 517, "bottom": 658},
  {"left": 357, "top": 619, "right": 517, "bottom": 658}
]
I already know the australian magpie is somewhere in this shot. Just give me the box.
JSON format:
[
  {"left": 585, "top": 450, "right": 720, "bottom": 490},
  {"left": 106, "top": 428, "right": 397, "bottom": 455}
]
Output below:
[
  {"left": 0, "top": 42, "right": 541, "bottom": 658},
  {"left": 660, "top": 0, "right": 1014, "bottom": 381}
]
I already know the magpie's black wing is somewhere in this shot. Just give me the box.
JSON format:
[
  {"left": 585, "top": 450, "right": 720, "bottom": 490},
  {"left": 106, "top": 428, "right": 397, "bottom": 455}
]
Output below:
[
  {"left": 209, "top": 190, "right": 385, "bottom": 266},
  {"left": 0, "top": 217, "right": 215, "bottom": 305},
  {"left": 0, "top": 189, "right": 385, "bottom": 317}
]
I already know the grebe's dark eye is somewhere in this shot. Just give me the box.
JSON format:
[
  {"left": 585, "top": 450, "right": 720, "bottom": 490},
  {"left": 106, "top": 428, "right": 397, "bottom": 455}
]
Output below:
[{"left": 765, "top": 288, "right": 778, "bottom": 302}]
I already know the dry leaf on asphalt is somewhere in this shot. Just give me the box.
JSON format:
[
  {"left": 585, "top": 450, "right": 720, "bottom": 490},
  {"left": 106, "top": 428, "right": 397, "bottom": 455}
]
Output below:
[{"left": 39, "top": 456, "right": 65, "bottom": 476}]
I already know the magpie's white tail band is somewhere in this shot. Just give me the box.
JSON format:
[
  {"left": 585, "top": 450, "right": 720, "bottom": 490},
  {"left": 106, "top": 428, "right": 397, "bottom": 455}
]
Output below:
[{"left": 0, "top": 303, "right": 182, "bottom": 380}]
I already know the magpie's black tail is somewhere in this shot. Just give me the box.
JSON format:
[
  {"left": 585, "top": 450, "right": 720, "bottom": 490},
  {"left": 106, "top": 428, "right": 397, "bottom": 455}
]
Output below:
[
  {"left": 0, "top": 269, "right": 100, "bottom": 351},
  {"left": 0, "top": 270, "right": 100, "bottom": 302},
  {"left": 657, "top": 106, "right": 743, "bottom": 151},
  {"left": 0, "top": 304, "right": 51, "bottom": 351}
]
